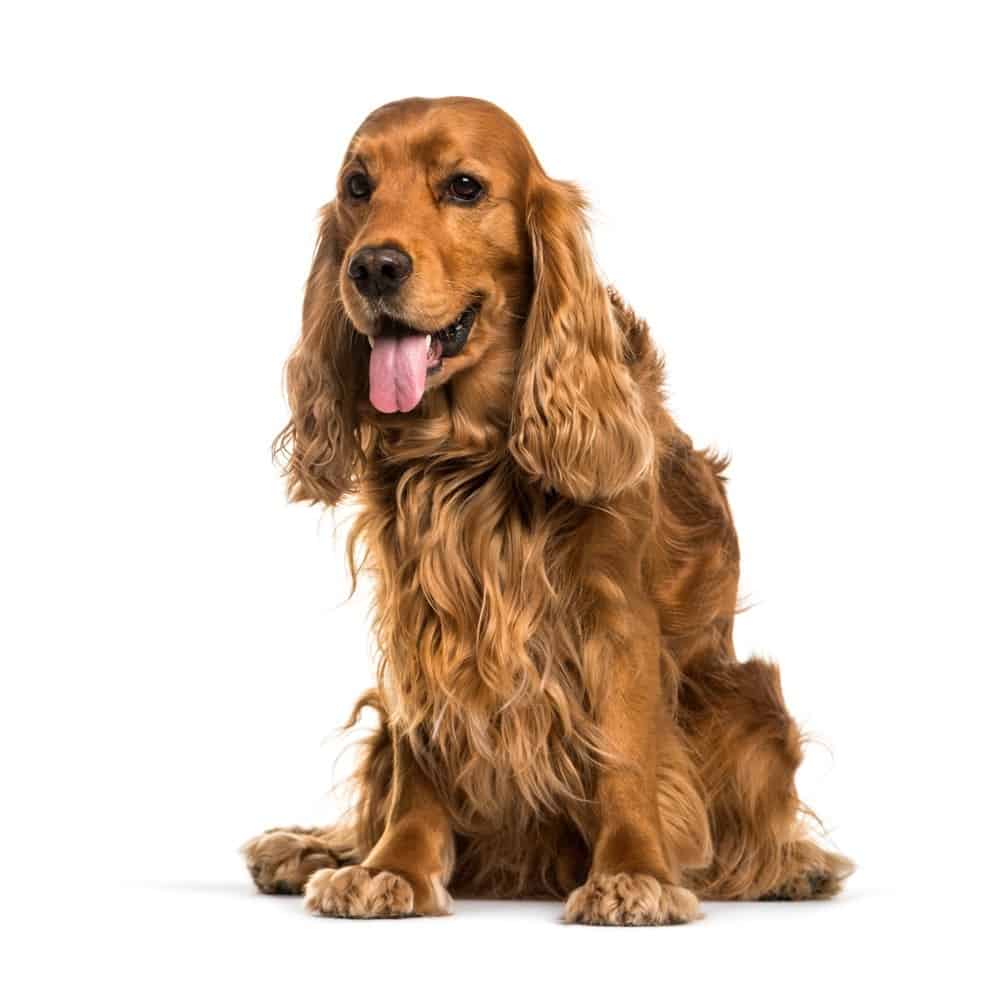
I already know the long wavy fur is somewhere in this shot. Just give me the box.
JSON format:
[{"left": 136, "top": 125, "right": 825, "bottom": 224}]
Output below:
[{"left": 262, "top": 98, "right": 852, "bottom": 904}]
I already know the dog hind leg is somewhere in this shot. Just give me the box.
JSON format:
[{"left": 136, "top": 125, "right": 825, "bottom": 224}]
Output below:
[{"left": 680, "top": 656, "right": 854, "bottom": 900}]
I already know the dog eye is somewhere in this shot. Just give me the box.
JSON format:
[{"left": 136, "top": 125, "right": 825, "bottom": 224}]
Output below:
[
  {"left": 446, "top": 174, "right": 483, "bottom": 203},
  {"left": 346, "top": 172, "right": 372, "bottom": 200}
]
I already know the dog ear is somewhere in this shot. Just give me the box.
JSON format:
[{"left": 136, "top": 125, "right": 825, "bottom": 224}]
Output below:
[
  {"left": 509, "top": 178, "right": 655, "bottom": 502},
  {"left": 274, "top": 203, "right": 368, "bottom": 506}
]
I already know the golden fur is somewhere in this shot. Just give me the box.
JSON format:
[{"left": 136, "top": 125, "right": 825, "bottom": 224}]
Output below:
[{"left": 243, "top": 97, "right": 853, "bottom": 924}]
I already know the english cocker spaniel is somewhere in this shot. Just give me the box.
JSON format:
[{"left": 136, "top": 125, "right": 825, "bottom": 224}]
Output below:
[{"left": 243, "top": 97, "right": 852, "bottom": 925}]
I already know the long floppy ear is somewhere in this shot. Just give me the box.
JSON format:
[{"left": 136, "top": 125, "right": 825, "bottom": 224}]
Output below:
[
  {"left": 273, "top": 204, "right": 367, "bottom": 506},
  {"left": 509, "top": 179, "right": 655, "bottom": 503}
]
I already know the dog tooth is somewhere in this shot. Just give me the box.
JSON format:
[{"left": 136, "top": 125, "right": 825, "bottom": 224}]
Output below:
[
  {"left": 426, "top": 335, "right": 432, "bottom": 351},
  {"left": 368, "top": 336, "right": 374, "bottom": 348}
]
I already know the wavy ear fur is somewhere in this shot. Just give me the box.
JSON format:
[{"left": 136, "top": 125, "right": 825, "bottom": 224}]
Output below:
[
  {"left": 509, "top": 179, "right": 655, "bottom": 503},
  {"left": 274, "top": 204, "right": 367, "bottom": 506}
]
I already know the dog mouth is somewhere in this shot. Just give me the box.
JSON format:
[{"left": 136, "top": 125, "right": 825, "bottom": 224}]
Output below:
[{"left": 366, "top": 305, "right": 478, "bottom": 414}]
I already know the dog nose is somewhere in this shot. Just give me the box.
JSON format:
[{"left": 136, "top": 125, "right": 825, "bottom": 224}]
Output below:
[{"left": 347, "top": 246, "right": 413, "bottom": 297}]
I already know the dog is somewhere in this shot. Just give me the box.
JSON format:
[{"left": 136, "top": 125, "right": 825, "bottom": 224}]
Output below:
[{"left": 243, "top": 97, "right": 852, "bottom": 925}]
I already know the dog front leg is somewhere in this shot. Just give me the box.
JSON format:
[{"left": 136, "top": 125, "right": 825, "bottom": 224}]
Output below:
[
  {"left": 564, "top": 602, "right": 702, "bottom": 926},
  {"left": 305, "top": 735, "right": 454, "bottom": 919}
]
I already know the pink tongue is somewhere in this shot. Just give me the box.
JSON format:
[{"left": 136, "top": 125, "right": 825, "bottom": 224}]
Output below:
[{"left": 368, "top": 333, "right": 428, "bottom": 413}]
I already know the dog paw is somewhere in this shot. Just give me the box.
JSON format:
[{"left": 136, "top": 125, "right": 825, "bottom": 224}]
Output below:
[
  {"left": 759, "top": 846, "right": 854, "bottom": 901},
  {"left": 564, "top": 873, "right": 701, "bottom": 926},
  {"left": 760, "top": 871, "right": 838, "bottom": 901},
  {"left": 305, "top": 866, "right": 416, "bottom": 918},
  {"left": 242, "top": 828, "right": 342, "bottom": 895}
]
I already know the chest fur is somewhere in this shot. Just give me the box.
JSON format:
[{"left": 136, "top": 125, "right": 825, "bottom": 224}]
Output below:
[{"left": 357, "top": 464, "right": 605, "bottom": 829}]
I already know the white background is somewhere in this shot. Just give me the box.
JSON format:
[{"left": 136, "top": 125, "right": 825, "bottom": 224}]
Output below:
[{"left": 3, "top": 1, "right": 998, "bottom": 982}]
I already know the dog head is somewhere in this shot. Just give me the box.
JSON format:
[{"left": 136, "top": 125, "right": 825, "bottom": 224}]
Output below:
[{"left": 278, "top": 97, "right": 653, "bottom": 504}]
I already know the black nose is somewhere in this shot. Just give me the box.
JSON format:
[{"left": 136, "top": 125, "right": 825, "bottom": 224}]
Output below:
[{"left": 347, "top": 245, "right": 413, "bottom": 297}]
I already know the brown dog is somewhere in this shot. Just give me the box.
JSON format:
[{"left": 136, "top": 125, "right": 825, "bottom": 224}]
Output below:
[{"left": 243, "top": 97, "right": 852, "bottom": 925}]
